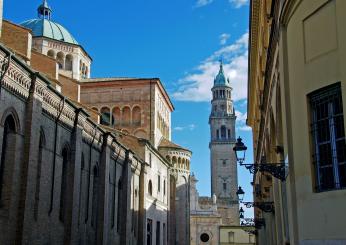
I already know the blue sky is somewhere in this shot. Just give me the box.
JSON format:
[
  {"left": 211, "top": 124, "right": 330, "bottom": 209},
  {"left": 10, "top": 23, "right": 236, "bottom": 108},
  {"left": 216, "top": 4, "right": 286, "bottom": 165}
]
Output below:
[{"left": 5, "top": 0, "right": 254, "bottom": 215}]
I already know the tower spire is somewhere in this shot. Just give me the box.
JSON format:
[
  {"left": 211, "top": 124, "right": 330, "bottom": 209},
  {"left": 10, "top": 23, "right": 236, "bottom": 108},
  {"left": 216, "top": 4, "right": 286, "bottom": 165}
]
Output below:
[
  {"left": 38, "top": 0, "right": 52, "bottom": 20},
  {"left": 219, "top": 57, "right": 224, "bottom": 73}
]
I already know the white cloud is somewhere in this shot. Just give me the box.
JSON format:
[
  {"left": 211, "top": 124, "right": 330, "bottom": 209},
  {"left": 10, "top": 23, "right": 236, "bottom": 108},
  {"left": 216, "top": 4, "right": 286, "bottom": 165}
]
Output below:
[
  {"left": 235, "top": 110, "right": 247, "bottom": 123},
  {"left": 195, "top": 0, "right": 213, "bottom": 8},
  {"left": 174, "top": 124, "right": 197, "bottom": 131},
  {"left": 238, "top": 125, "right": 252, "bottom": 131},
  {"left": 219, "top": 33, "right": 230, "bottom": 45},
  {"left": 173, "top": 32, "right": 249, "bottom": 102},
  {"left": 229, "top": 0, "right": 248, "bottom": 8}
]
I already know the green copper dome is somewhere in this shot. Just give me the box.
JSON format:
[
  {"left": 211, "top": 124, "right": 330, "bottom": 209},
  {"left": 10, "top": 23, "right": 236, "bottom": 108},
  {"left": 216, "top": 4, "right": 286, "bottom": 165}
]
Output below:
[
  {"left": 20, "top": 0, "right": 78, "bottom": 45},
  {"left": 20, "top": 19, "right": 78, "bottom": 45},
  {"left": 214, "top": 62, "right": 231, "bottom": 87}
]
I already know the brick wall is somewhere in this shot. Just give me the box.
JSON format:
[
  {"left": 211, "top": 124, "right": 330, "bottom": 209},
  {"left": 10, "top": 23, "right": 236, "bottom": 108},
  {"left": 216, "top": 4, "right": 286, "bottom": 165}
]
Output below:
[
  {"left": 0, "top": 20, "right": 31, "bottom": 60},
  {"left": 31, "top": 51, "right": 58, "bottom": 80},
  {"left": 59, "top": 74, "right": 79, "bottom": 101}
]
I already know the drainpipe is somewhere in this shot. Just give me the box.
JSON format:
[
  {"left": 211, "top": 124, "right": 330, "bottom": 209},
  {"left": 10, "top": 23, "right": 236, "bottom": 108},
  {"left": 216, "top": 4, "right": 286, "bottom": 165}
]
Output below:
[{"left": 49, "top": 97, "right": 65, "bottom": 215}]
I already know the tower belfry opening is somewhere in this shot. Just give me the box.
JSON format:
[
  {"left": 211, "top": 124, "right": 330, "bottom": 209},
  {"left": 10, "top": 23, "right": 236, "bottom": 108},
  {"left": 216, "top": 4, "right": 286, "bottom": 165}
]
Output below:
[{"left": 37, "top": 0, "right": 52, "bottom": 20}]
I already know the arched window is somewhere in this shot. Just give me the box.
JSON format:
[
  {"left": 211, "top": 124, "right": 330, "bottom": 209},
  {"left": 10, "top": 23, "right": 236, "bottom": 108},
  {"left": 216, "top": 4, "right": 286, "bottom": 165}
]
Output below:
[
  {"left": 47, "top": 49, "right": 55, "bottom": 58},
  {"left": 78, "top": 153, "right": 85, "bottom": 223},
  {"left": 65, "top": 54, "right": 73, "bottom": 71},
  {"left": 91, "top": 164, "right": 99, "bottom": 228},
  {"left": 57, "top": 52, "right": 65, "bottom": 69},
  {"left": 122, "top": 107, "right": 131, "bottom": 126},
  {"left": 117, "top": 179, "right": 122, "bottom": 232},
  {"left": 216, "top": 129, "right": 220, "bottom": 139},
  {"left": 172, "top": 156, "right": 177, "bottom": 167},
  {"left": 100, "top": 107, "right": 112, "bottom": 126},
  {"left": 132, "top": 106, "right": 141, "bottom": 126},
  {"left": 0, "top": 115, "right": 17, "bottom": 209},
  {"left": 112, "top": 107, "right": 121, "bottom": 126},
  {"left": 221, "top": 125, "right": 227, "bottom": 139},
  {"left": 148, "top": 180, "right": 153, "bottom": 196},
  {"left": 34, "top": 130, "right": 45, "bottom": 220},
  {"left": 59, "top": 146, "right": 70, "bottom": 223}
]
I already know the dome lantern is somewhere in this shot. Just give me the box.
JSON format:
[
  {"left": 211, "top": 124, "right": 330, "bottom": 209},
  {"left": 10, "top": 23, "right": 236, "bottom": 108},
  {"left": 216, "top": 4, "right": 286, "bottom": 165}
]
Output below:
[
  {"left": 37, "top": 0, "right": 52, "bottom": 20},
  {"left": 213, "top": 59, "right": 231, "bottom": 87}
]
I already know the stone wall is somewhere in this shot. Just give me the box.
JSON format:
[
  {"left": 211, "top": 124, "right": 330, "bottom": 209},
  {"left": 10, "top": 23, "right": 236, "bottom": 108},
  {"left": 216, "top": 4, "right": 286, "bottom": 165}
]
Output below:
[{"left": 0, "top": 43, "right": 141, "bottom": 245}]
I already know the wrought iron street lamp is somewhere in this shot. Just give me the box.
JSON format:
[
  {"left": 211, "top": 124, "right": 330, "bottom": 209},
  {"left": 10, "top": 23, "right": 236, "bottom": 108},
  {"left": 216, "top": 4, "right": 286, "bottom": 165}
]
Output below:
[
  {"left": 242, "top": 201, "right": 275, "bottom": 213},
  {"left": 233, "top": 137, "right": 247, "bottom": 164},
  {"left": 239, "top": 207, "right": 245, "bottom": 219},
  {"left": 233, "top": 137, "right": 287, "bottom": 181},
  {"left": 236, "top": 186, "right": 245, "bottom": 202},
  {"left": 236, "top": 187, "right": 275, "bottom": 213}
]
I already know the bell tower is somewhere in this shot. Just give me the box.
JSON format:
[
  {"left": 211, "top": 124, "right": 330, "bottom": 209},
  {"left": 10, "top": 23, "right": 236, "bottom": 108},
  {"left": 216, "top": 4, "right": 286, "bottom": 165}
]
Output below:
[{"left": 209, "top": 61, "right": 238, "bottom": 201}]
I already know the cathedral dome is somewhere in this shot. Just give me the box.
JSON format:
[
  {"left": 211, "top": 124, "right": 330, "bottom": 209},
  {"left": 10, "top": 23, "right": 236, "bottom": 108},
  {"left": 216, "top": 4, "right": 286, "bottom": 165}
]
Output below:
[
  {"left": 21, "top": 19, "right": 78, "bottom": 45},
  {"left": 214, "top": 62, "right": 231, "bottom": 87},
  {"left": 20, "top": 0, "right": 78, "bottom": 45}
]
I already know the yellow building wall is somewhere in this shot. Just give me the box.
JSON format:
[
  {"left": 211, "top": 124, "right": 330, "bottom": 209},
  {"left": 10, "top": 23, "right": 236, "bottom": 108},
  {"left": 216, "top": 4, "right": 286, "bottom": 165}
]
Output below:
[{"left": 282, "top": 0, "right": 346, "bottom": 242}]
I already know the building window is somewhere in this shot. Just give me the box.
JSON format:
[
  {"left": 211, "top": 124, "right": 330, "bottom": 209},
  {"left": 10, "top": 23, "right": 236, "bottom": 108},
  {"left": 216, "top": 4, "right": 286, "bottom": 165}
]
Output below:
[
  {"left": 223, "top": 182, "right": 227, "bottom": 191},
  {"left": 60, "top": 146, "right": 70, "bottom": 223},
  {"left": 158, "top": 175, "right": 161, "bottom": 192},
  {"left": 0, "top": 115, "right": 16, "bottom": 210},
  {"left": 148, "top": 180, "right": 153, "bottom": 196},
  {"left": 216, "top": 129, "right": 220, "bottom": 139},
  {"left": 147, "top": 219, "right": 153, "bottom": 245},
  {"left": 34, "top": 131, "right": 45, "bottom": 221},
  {"left": 163, "top": 180, "right": 166, "bottom": 196},
  {"left": 228, "top": 129, "right": 231, "bottom": 139},
  {"left": 91, "top": 164, "right": 99, "bottom": 228},
  {"left": 156, "top": 221, "right": 160, "bottom": 245},
  {"left": 310, "top": 83, "right": 346, "bottom": 191},
  {"left": 221, "top": 125, "right": 227, "bottom": 139},
  {"left": 228, "top": 231, "right": 235, "bottom": 243},
  {"left": 222, "top": 159, "right": 227, "bottom": 166},
  {"left": 163, "top": 223, "right": 166, "bottom": 245},
  {"left": 117, "top": 179, "right": 122, "bottom": 232},
  {"left": 200, "top": 233, "right": 210, "bottom": 242}
]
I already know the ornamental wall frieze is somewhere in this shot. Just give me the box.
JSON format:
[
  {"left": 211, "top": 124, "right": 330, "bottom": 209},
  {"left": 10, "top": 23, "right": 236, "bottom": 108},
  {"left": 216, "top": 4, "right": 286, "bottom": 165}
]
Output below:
[
  {"left": 3, "top": 62, "right": 31, "bottom": 99},
  {"left": 0, "top": 45, "right": 138, "bottom": 170},
  {"left": 167, "top": 151, "right": 191, "bottom": 158}
]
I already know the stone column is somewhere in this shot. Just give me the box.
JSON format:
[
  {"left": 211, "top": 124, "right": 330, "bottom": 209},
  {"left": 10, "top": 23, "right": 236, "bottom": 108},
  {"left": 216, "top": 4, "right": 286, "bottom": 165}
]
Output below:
[
  {"left": 64, "top": 108, "right": 83, "bottom": 244},
  {"left": 96, "top": 133, "right": 111, "bottom": 245}
]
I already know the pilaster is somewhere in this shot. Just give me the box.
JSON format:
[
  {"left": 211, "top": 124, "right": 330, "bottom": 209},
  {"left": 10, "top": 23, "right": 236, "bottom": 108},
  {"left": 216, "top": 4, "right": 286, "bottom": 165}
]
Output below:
[
  {"left": 96, "top": 133, "right": 111, "bottom": 245},
  {"left": 119, "top": 150, "right": 132, "bottom": 245},
  {"left": 18, "top": 72, "right": 43, "bottom": 244},
  {"left": 64, "top": 108, "right": 83, "bottom": 244}
]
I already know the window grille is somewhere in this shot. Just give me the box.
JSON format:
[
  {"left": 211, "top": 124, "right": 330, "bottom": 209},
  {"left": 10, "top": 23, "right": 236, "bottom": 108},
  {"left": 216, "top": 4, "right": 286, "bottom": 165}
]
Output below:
[{"left": 310, "top": 83, "right": 346, "bottom": 192}]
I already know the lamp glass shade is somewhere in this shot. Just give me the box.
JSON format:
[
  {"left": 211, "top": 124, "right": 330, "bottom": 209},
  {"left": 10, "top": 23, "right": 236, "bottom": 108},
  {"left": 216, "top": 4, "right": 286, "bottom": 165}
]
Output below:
[{"left": 233, "top": 137, "right": 247, "bottom": 163}]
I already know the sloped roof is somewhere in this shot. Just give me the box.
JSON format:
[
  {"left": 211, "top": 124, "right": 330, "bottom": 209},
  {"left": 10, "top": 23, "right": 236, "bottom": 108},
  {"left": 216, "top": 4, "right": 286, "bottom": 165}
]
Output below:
[{"left": 158, "top": 138, "right": 191, "bottom": 153}]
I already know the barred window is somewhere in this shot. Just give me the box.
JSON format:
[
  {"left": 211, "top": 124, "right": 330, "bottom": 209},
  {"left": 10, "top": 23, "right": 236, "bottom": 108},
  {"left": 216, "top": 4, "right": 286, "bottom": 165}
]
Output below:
[{"left": 310, "top": 83, "right": 346, "bottom": 192}]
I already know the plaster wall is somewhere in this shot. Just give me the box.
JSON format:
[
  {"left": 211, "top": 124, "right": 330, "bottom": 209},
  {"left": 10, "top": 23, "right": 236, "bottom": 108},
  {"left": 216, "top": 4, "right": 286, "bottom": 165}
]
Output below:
[{"left": 282, "top": 0, "right": 346, "bottom": 243}]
